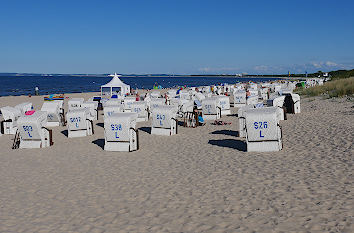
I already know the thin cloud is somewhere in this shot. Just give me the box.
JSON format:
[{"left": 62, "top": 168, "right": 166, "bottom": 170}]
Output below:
[
  {"left": 254, "top": 65, "right": 271, "bottom": 72},
  {"left": 325, "top": 61, "right": 338, "bottom": 67},
  {"left": 309, "top": 61, "right": 341, "bottom": 69}
]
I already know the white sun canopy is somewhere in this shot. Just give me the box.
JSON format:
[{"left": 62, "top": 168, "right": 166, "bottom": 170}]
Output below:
[{"left": 101, "top": 73, "right": 130, "bottom": 97}]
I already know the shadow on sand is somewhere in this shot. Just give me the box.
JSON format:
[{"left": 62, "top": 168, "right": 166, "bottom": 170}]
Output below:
[
  {"left": 208, "top": 139, "right": 247, "bottom": 151},
  {"left": 177, "top": 121, "right": 184, "bottom": 126},
  {"left": 211, "top": 130, "right": 239, "bottom": 137},
  {"left": 96, "top": 123, "right": 104, "bottom": 128},
  {"left": 138, "top": 127, "right": 151, "bottom": 134},
  {"left": 92, "top": 139, "right": 105, "bottom": 150},
  {"left": 61, "top": 130, "right": 68, "bottom": 137}
]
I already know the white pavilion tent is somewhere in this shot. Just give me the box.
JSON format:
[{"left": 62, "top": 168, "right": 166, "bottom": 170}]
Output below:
[{"left": 101, "top": 73, "right": 130, "bottom": 97}]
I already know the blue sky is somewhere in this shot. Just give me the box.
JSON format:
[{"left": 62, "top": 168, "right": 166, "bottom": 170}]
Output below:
[{"left": 1, "top": 0, "right": 353, "bottom": 74}]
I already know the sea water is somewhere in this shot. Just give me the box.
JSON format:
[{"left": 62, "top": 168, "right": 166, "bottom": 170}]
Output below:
[{"left": 0, "top": 75, "right": 281, "bottom": 97}]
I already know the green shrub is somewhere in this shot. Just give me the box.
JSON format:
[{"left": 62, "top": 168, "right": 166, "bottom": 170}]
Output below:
[{"left": 329, "top": 69, "right": 354, "bottom": 80}]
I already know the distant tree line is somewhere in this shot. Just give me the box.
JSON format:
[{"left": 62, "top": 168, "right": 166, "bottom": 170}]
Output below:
[
  {"left": 246, "top": 69, "right": 354, "bottom": 79},
  {"left": 328, "top": 69, "right": 354, "bottom": 80}
]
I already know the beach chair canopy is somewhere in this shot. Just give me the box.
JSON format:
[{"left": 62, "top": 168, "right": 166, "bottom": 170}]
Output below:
[
  {"left": 131, "top": 101, "right": 148, "bottom": 118},
  {"left": 17, "top": 111, "right": 47, "bottom": 140},
  {"left": 123, "top": 97, "right": 136, "bottom": 110},
  {"left": 104, "top": 113, "right": 137, "bottom": 142},
  {"left": 150, "top": 98, "right": 166, "bottom": 110},
  {"left": 14, "top": 102, "right": 33, "bottom": 114},
  {"left": 217, "top": 96, "right": 231, "bottom": 111},
  {"left": 68, "top": 98, "right": 84, "bottom": 109},
  {"left": 104, "top": 105, "right": 124, "bottom": 117},
  {"left": 41, "top": 102, "right": 62, "bottom": 123},
  {"left": 152, "top": 106, "right": 178, "bottom": 128},
  {"left": 66, "top": 108, "right": 90, "bottom": 130},
  {"left": 234, "top": 90, "right": 246, "bottom": 104},
  {"left": 202, "top": 98, "right": 219, "bottom": 115},
  {"left": 1, "top": 106, "right": 21, "bottom": 121},
  {"left": 245, "top": 108, "right": 280, "bottom": 142}
]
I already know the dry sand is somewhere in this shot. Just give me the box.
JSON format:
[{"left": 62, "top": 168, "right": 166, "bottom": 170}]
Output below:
[{"left": 0, "top": 93, "right": 353, "bottom": 232}]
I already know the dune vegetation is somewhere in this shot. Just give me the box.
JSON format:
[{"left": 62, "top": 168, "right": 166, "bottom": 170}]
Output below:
[{"left": 298, "top": 76, "right": 354, "bottom": 97}]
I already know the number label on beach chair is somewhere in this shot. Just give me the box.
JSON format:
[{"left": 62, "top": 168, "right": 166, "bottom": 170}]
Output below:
[
  {"left": 23, "top": 125, "right": 33, "bottom": 137},
  {"left": 253, "top": 121, "right": 268, "bottom": 129},
  {"left": 133, "top": 107, "right": 141, "bottom": 113},
  {"left": 110, "top": 124, "right": 122, "bottom": 138},
  {"left": 157, "top": 114, "right": 166, "bottom": 125},
  {"left": 151, "top": 106, "right": 177, "bottom": 135},
  {"left": 234, "top": 91, "right": 246, "bottom": 105},
  {"left": 253, "top": 121, "right": 268, "bottom": 138},
  {"left": 244, "top": 108, "right": 282, "bottom": 151},
  {"left": 70, "top": 117, "right": 81, "bottom": 128},
  {"left": 70, "top": 117, "right": 81, "bottom": 122},
  {"left": 205, "top": 104, "right": 212, "bottom": 114},
  {"left": 235, "top": 96, "right": 242, "bottom": 102}
]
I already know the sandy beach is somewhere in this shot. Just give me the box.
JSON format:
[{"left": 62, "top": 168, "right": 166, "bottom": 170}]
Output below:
[{"left": 0, "top": 93, "right": 353, "bottom": 232}]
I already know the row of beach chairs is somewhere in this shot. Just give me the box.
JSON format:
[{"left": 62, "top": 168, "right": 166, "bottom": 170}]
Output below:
[{"left": 0, "top": 86, "right": 301, "bottom": 152}]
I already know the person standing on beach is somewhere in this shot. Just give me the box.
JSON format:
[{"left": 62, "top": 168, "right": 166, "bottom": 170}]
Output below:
[
  {"left": 246, "top": 89, "right": 251, "bottom": 98},
  {"left": 267, "top": 88, "right": 270, "bottom": 99},
  {"left": 164, "top": 93, "right": 170, "bottom": 105}
]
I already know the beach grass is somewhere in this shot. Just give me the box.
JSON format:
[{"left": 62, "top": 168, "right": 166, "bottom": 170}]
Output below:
[{"left": 297, "top": 76, "right": 354, "bottom": 97}]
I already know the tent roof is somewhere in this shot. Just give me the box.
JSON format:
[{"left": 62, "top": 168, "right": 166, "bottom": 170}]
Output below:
[{"left": 101, "top": 73, "right": 129, "bottom": 88}]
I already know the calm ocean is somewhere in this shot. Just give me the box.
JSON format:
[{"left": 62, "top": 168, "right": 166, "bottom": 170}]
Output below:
[{"left": 0, "top": 75, "right": 281, "bottom": 97}]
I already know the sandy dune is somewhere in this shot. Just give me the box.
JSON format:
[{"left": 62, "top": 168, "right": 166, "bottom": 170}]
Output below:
[{"left": 0, "top": 93, "right": 353, "bottom": 232}]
